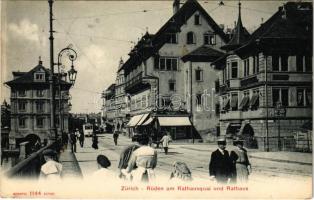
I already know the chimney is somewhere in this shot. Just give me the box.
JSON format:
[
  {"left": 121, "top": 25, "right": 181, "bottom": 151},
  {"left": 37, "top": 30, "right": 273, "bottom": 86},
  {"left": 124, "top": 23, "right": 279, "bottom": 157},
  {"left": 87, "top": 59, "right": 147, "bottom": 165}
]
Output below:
[
  {"left": 38, "top": 56, "right": 43, "bottom": 65},
  {"left": 173, "top": 0, "right": 180, "bottom": 14}
]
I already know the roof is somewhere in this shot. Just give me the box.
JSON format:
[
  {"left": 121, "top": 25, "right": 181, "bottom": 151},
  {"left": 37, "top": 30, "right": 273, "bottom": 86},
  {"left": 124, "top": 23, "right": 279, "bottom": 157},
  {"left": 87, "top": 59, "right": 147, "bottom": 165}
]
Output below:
[
  {"left": 221, "top": 2, "right": 250, "bottom": 51},
  {"left": 234, "top": 2, "right": 312, "bottom": 55},
  {"left": 119, "top": 0, "right": 228, "bottom": 72},
  {"left": 181, "top": 45, "right": 225, "bottom": 62},
  {"left": 5, "top": 62, "right": 72, "bottom": 88}
]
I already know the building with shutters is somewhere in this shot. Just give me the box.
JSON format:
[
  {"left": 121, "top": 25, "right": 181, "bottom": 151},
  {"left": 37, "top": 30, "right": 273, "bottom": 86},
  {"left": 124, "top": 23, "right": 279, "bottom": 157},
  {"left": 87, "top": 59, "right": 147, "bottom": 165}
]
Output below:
[
  {"left": 117, "top": 0, "right": 229, "bottom": 140},
  {"left": 212, "top": 2, "right": 312, "bottom": 150},
  {"left": 5, "top": 59, "right": 72, "bottom": 146}
]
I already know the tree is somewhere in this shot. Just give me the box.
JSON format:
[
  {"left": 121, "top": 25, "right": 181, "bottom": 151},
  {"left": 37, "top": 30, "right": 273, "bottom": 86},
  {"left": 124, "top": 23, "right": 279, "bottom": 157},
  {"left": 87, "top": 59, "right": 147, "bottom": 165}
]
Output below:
[{"left": 1, "top": 100, "right": 11, "bottom": 129}]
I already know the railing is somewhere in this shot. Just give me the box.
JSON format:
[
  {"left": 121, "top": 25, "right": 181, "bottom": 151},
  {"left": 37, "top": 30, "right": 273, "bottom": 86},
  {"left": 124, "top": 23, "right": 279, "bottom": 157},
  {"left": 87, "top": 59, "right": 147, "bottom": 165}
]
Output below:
[
  {"left": 125, "top": 72, "right": 143, "bottom": 91},
  {"left": 240, "top": 75, "right": 258, "bottom": 87},
  {"left": 4, "top": 139, "right": 61, "bottom": 179}
]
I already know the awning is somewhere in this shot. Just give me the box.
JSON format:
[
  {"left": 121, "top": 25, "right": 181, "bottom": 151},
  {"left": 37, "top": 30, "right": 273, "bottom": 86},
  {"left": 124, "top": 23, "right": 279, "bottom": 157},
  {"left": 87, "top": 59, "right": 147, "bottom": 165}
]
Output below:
[
  {"left": 142, "top": 117, "right": 154, "bottom": 126},
  {"left": 137, "top": 113, "right": 150, "bottom": 126},
  {"left": 231, "top": 96, "right": 238, "bottom": 109},
  {"left": 239, "top": 96, "right": 249, "bottom": 110},
  {"left": 158, "top": 117, "right": 191, "bottom": 126},
  {"left": 126, "top": 114, "right": 144, "bottom": 127},
  {"left": 249, "top": 94, "right": 259, "bottom": 107}
]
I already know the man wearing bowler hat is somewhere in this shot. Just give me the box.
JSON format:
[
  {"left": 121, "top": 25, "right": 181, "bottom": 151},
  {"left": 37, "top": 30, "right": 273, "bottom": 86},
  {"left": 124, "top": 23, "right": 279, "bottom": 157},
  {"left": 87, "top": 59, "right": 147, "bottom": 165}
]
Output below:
[{"left": 209, "top": 137, "right": 233, "bottom": 184}]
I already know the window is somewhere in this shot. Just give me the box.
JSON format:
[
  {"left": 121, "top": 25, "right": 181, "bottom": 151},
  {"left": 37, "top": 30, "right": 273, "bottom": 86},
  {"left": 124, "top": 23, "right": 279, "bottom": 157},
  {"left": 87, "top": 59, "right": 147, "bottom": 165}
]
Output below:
[
  {"left": 239, "top": 91, "right": 250, "bottom": 111},
  {"left": 297, "top": 88, "right": 312, "bottom": 106},
  {"left": 244, "top": 59, "right": 249, "bottom": 77},
  {"left": 195, "top": 69, "right": 203, "bottom": 81},
  {"left": 34, "top": 73, "right": 45, "bottom": 81},
  {"left": 36, "top": 102, "right": 44, "bottom": 113},
  {"left": 187, "top": 32, "right": 196, "bottom": 44},
  {"left": 196, "top": 94, "right": 202, "bottom": 105},
  {"left": 251, "top": 90, "right": 260, "bottom": 110},
  {"left": 204, "top": 33, "right": 216, "bottom": 45},
  {"left": 253, "top": 55, "right": 259, "bottom": 74},
  {"left": 18, "top": 90, "right": 26, "bottom": 97},
  {"left": 165, "top": 33, "right": 178, "bottom": 44},
  {"left": 231, "top": 93, "right": 238, "bottom": 111},
  {"left": 296, "top": 56, "right": 304, "bottom": 72},
  {"left": 37, "top": 117, "right": 44, "bottom": 128},
  {"left": 18, "top": 101, "right": 27, "bottom": 111},
  {"left": 272, "top": 88, "right": 289, "bottom": 107},
  {"left": 231, "top": 62, "right": 238, "bottom": 78},
  {"left": 169, "top": 80, "right": 176, "bottom": 91},
  {"left": 19, "top": 117, "right": 26, "bottom": 128},
  {"left": 36, "top": 89, "right": 44, "bottom": 97},
  {"left": 194, "top": 14, "right": 201, "bottom": 25},
  {"left": 158, "top": 57, "right": 178, "bottom": 71},
  {"left": 305, "top": 56, "right": 312, "bottom": 72},
  {"left": 272, "top": 55, "right": 288, "bottom": 71}
]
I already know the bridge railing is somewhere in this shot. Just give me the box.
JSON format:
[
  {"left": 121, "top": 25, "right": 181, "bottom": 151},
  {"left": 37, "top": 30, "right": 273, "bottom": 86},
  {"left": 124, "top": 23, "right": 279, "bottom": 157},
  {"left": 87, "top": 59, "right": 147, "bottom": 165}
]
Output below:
[{"left": 4, "top": 139, "right": 61, "bottom": 179}]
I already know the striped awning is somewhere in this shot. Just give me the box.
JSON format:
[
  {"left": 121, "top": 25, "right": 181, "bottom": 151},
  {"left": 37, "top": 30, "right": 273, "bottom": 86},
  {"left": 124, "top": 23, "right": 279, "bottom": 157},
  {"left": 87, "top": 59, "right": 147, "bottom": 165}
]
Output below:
[
  {"left": 137, "top": 113, "right": 150, "bottom": 126},
  {"left": 142, "top": 117, "right": 154, "bottom": 126},
  {"left": 126, "top": 114, "right": 144, "bottom": 127},
  {"left": 158, "top": 117, "right": 191, "bottom": 126}
]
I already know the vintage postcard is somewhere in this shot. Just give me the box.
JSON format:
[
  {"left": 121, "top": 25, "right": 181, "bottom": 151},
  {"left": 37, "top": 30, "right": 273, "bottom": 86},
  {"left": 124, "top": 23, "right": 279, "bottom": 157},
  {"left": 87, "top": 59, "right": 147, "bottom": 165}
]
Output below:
[{"left": 0, "top": 0, "right": 312, "bottom": 199}]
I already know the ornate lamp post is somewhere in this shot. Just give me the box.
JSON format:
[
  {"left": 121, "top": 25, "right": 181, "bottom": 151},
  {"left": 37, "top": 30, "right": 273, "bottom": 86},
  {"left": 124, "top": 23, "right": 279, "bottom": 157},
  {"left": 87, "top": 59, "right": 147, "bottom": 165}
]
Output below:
[{"left": 56, "top": 46, "right": 77, "bottom": 143}]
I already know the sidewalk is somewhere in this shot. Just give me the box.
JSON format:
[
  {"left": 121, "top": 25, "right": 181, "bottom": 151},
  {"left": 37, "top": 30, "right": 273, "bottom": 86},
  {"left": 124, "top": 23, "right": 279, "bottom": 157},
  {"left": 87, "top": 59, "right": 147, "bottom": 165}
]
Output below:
[{"left": 58, "top": 144, "right": 83, "bottom": 178}]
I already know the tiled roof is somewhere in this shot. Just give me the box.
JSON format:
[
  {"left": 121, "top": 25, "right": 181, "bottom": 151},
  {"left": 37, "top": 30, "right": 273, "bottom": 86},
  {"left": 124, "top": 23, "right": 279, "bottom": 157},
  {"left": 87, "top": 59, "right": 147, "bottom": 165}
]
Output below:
[
  {"left": 5, "top": 62, "right": 72, "bottom": 87},
  {"left": 181, "top": 45, "right": 225, "bottom": 62}
]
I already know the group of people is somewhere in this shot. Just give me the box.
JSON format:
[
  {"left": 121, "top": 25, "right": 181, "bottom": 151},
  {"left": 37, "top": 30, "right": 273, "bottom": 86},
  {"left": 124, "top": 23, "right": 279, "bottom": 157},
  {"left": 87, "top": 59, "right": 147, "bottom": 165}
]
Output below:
[
  {"left": 39, "top": 133, "right": 251, "bottom": 185},
  {"left": 69, "top": 129, "right": 85, "bottom": 153},
  {"left": 209, "top": 138, "right": 251, "bottom": 184}
]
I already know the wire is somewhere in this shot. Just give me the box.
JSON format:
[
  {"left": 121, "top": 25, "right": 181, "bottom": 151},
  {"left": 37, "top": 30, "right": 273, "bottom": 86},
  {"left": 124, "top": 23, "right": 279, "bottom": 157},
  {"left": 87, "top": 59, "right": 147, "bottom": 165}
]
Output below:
[
  {"left": 56, "top": 7, "right": 171, "bottom": 20},
  {"left": 223, "top": 4, "right": 274, "bottom": 14}
]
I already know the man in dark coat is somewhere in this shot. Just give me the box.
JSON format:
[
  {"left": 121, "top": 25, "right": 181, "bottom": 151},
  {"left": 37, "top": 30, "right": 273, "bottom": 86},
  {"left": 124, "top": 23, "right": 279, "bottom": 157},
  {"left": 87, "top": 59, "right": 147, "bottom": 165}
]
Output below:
[
  {"left": 70, "top": 132, "right": 77, "bottom": 153},
  {"left": 209, "top": 138, "right": 233, "bottom": 184}
]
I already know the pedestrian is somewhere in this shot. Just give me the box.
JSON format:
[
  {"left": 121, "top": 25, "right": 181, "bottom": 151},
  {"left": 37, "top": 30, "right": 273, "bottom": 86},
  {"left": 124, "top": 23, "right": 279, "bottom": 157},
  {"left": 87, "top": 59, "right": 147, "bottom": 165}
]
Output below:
[
  {"left": 91, "top": 154, "right": 114, "bottom": 180},
  {"left": 92, "top": 133, "right": 98, "bottom": 150},
  {"left": 118, "top": 144, "right": 140, "bottom": 179},
  {"left": 62, "top": 131, "right": 68, "bottom": 149},
  {"left": 169, "top": 161, "right": 193, "bottom": 182},
  {"left": 113, "top": 131, "right": 119, "bottom": 146},
  {"left": 40, "top": 149, "right": 62, "bottom": 180},
  {"left": 160, "top": 132, "right": 172, "bottom": 154},
  {"left": 79, "top": 131, "right": 85, "bottom": 148},
  {"left": 121, "top": 134, "right": 157, "bottom": 182},
  {"left": 209, "top": 138, "right": 233, "bottom": 184},
  {"left": 70, "top": 132, "right": 77, "bottom": 153},
  {"left": 230, "top": 138, "right": 252, "bottom": 183},
  {"left": 75, "top": 128, "right": 80, "bottom": 138}
]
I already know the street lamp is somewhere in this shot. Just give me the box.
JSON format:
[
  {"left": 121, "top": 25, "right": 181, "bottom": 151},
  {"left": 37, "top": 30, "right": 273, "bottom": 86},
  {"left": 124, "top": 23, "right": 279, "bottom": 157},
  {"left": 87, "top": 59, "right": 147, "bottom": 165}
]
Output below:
[{"left": 56, "top": 45, "right": 78, "bottom": 143}]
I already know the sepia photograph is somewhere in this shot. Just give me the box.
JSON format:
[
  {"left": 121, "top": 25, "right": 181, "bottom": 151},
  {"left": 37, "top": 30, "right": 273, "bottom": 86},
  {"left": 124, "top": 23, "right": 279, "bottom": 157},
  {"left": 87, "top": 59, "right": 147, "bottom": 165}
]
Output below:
[{"left": 0, "top": 0, "right": 312, "bottom": 199}]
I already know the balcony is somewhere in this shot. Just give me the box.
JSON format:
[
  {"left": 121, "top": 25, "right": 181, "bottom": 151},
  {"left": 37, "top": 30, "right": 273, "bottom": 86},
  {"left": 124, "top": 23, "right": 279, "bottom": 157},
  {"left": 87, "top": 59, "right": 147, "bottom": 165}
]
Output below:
[
  {"left": 125, "top": 72, "right": 150, "bottom": 94},
  {"left": 240, "top": 75, "right": 258, "bottom": 87}
]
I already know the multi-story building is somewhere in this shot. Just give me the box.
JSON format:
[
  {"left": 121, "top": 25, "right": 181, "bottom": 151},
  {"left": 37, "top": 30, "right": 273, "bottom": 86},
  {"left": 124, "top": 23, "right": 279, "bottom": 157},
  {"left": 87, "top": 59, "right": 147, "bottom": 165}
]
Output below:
[
  {"left": 102, "top": 83, "right": 116, "bottom": 132},
  {"left": 118, "top": 0, "right": 229, "bottom": 140},
  {"left": 212, "top": 2, "right": 312, "bottom": 150},
  {"left": 5, "top": 59, "right": 72, "bottom": 145},
  {"left": 114, "top": 58, "right": 127, "bottom": 131}
]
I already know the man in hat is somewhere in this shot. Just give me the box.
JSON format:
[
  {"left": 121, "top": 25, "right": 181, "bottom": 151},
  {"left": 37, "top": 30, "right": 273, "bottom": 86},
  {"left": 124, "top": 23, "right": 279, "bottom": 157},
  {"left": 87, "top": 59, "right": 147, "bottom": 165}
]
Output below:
[
  {"left": 209, "top": 138, "right": 233, "bottom": 184},
  {"left": 91, "top": 154, "right": 114, "bottom": 179},
  {"left": 40, "top": 149, "right": 62, "bottom": 180},
  {"left": 230, "top": 138, "right": 251, "bottom": 183}
]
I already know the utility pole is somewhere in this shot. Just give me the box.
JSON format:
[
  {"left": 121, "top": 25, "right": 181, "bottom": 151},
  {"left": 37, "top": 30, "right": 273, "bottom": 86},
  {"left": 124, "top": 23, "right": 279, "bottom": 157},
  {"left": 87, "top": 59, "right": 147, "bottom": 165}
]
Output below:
[{"left": 48, "top": 0, "right": 57, "bottom": 141}]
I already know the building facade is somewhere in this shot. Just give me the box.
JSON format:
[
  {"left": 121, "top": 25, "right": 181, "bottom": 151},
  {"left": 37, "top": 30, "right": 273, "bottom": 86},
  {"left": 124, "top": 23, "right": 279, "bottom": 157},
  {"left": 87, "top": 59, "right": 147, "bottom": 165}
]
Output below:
[
  {"left": 212, "top": 2, "right": 312, "bottom": 150},
  {"left": 5, "top": 59, "right": 72, "bottom": 145},
  {"left": 118, "top": 0, "right": 228, "bottom": 140},
  {"left": 102, "top": 83, "right": 116, "bottom": 132}
]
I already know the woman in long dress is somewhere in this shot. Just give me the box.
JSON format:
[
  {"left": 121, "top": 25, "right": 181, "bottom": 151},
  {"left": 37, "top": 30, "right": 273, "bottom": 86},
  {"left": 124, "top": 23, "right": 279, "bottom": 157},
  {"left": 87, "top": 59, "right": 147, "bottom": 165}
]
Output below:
[{"left": 230, "top": 139, "right": 252, "bottom": 183}]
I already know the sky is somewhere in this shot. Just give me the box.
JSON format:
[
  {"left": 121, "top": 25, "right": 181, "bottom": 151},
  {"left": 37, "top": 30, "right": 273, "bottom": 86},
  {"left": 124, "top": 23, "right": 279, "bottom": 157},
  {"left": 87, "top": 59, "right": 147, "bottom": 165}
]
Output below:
[{"left": 1, "top": 0, "right": 286, "bottom": 113}]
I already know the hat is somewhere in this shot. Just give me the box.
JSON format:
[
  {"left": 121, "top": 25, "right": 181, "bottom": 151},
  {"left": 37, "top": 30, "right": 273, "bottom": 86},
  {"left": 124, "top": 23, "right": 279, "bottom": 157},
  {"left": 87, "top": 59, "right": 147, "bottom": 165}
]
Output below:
[
  {"left": 43, "top": 149, "right": 57, "bottom": 157},
  {"left": 217, "top": 137, "right": 226, "bottom": 144},
  {"left": 97, "top": 155, "right": 111, "bottom": 168}
]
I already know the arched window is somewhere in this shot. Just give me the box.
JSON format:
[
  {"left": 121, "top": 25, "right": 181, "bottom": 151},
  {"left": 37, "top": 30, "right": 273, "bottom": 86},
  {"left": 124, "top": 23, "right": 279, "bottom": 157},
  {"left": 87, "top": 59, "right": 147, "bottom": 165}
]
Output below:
[{"left": 187, "top": 32, "right": 196, "bottom": 44}]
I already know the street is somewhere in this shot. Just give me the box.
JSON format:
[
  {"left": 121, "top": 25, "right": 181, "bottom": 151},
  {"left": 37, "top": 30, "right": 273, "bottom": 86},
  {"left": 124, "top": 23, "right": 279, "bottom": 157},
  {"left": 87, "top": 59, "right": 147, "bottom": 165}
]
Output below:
[{"left": 75, "top": 133, "right": 312, "bottom": 183}]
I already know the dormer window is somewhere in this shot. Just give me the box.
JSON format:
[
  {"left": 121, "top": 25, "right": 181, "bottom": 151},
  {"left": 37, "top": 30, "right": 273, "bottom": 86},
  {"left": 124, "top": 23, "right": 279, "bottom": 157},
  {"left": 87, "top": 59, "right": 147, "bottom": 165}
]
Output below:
[
  {"left": 194, "top": 13, "right": 201, "bottom": 25},
  {"left": 187, "top": 32, "right": 196, "bottom": 44},
  {"left": 34, "top": 73, "right": 45, "bottom": 82},
  {"left": 165, "top": 33, "right": 178, "bottom": 44},
  {"left": 204, "top": 32, "right": 216, "bottom": 45}
]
